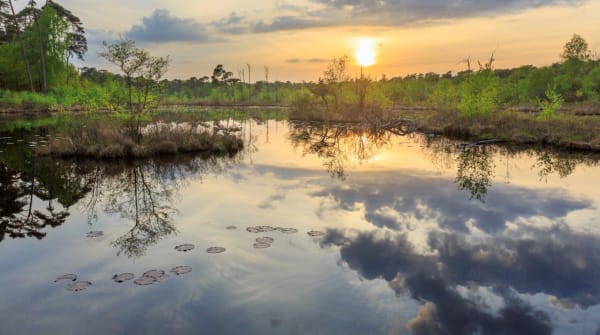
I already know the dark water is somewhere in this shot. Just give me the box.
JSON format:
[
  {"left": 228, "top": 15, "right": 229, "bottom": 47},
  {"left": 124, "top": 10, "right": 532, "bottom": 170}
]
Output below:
[{"left": 1, "top": 119, "right": 600, "bottom": 335}]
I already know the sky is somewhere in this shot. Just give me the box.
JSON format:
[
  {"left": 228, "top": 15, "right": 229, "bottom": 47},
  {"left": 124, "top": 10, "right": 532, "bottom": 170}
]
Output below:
[{"left": 32, "top": 0, "right": 600, "bottom": 81}]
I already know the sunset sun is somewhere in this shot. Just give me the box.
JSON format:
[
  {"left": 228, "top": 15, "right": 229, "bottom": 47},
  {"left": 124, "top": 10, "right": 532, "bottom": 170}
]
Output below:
[{"left": 355, "top": 38, "right": 377, "bottom": 67}]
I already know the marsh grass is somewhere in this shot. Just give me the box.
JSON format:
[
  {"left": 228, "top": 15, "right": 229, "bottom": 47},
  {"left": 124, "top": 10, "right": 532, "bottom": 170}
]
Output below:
[
  {"left": 36, "top": 118, "right": 244, "bottom": 159},
  {"left": 417, "top": 109, "right": 600, "bottom": 150}
]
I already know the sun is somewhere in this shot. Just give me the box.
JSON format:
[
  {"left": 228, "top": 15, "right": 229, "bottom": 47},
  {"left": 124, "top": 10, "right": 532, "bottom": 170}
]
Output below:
[{"left": 355, "top": 38, "right": 377, "bottom": 67}]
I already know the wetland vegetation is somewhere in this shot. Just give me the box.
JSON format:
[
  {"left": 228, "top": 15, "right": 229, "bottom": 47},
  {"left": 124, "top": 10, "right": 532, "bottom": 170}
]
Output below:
[{"left": 2, "top": 2, "right": 600, "bottom": 335}]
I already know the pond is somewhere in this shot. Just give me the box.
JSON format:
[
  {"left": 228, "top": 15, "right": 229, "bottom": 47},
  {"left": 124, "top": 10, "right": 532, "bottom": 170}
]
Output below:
[{"left": 1, "top": 116, "right": 600, "bottom": 335}]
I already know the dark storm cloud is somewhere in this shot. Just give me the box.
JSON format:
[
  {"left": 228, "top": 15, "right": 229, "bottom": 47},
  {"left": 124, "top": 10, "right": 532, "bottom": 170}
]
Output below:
[
  {"left": 127, "top": 9, "right": 214, "bottom": 43},
  {"left": 312, "top": 174, "right": 590, "bottom": 232},
  {"left": 321, "top": 228, "right": 600, "bottom": 307}
]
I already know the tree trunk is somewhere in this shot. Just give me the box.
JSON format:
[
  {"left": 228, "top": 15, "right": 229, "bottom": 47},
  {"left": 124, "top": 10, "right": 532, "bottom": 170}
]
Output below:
[
  {"left": 33, "top": 8, "right": 47, "bottom": 92},
  {"left": 8, "top": 0, "right": 35, "bottom": 92}
]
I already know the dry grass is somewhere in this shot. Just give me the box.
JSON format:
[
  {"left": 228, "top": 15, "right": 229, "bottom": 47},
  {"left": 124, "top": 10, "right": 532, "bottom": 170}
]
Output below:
[
  {"left": 36, "top": 119, "right": 244, "bottom": 159},
  {"left": 416, "top": 109, "right": 600, "bottom": 151}
]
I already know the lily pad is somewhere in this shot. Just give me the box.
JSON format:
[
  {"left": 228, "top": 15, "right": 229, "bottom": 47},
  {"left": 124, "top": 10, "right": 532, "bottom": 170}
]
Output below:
[
  {"left": 142, "top": 269, "right": 166, "bottom": 279},
  {"left": 170, "top": 266, "right": 192, "bottom": 275},
  {"left": 86, "top": 231, "right": 104, "bottom": 238},
  {"left": 307, "top": 230, "right": 325, "bottom": 237},
  {"left": 256, "top": 237, "right": 274, "bottom": 244},
  {"left": 206, "top": 246, "right": 226, "bottom": 254},
  {"left": 275, "top": 227, "right": 298, "bottom": 234},
  {"left": 174, "top": 243, "right": 195, "bottom": 252},
  {"left": 246, "top": 226, "right": 275, "bottom": 233},
  {"left": 66, "top": 281, "right": 92, "bottom": 292},
  {"left": 112, "top": 273, "right": 135, "bottom": 283},
  {"left": 54, "top": 274, "right": 77, "bottom": 282},
  {"left": 253, "top": 242, "right": 271, "bottom": 249},
  {"left": 134, "top": 277, "right": 156, "bottom": 286}
]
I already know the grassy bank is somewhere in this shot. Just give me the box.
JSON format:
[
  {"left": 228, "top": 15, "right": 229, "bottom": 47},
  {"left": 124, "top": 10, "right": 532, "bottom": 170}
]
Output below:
[
  {"left": 18, "top": 115, "right": 245, "bottom": 159},
  {"left": 412, "top": 109, "right": 600, "bottom": 151}
]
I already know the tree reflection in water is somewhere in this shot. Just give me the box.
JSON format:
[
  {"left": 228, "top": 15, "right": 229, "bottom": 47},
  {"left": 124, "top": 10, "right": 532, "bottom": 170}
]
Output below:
[
  {"left": 455, "top": 145, "right": 495, "bottom": 202},
  {"left": 0, "top": 159, "right": 71, "bottom": 241},
  {"left": 81, "top": 154, "right": 241, "bottom": 258},
  {"left": 288, "top": 121, "right": 401, "bottom": 181},
  {"left": 289, "top": 121, "right": 600, "bottom": 203}
]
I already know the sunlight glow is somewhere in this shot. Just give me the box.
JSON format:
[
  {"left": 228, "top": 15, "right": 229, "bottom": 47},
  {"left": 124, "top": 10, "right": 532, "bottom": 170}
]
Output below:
[{"left": 355, "top": 38, "right": 377, "bottom": 67}]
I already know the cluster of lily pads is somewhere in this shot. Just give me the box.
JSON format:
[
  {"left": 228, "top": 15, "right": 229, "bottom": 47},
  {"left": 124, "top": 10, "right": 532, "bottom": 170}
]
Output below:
[
  {"left": 54, "top": 274, "right": 92, "bottom": 292},
  {"left": 63, "top": 225, "right": 326, "bottom": 292}
]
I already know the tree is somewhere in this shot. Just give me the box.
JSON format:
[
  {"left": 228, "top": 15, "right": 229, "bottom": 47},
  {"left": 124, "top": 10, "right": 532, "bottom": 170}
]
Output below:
[
  {"left": 561, "top": 34, "right": 591, "bottom": 61},
  {"left": 211, "top": 64, "right": 234, "bottom": 85},
  {"left": 7, "top": 0, "right": 34, "bottom": 91},
  {"left": 99, "top": 38, "right": 170, "bottom": 112},
  {"left": 25, "top": 0, "right": 47, "bottom": 92},
  {"left": 44, "top": 0, "right": 87, "bottom": 84}
]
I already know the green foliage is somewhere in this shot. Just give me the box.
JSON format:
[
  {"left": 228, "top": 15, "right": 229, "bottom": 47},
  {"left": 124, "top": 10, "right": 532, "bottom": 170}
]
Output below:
[
  {"left": 582, "top": 64, "right": 600, "bottom": 101},
  {"left": 537, "top": 85, "right": 564, "bottom": 120},
  {"left": 458, "top": 70, "right": 499, "bottom": 117},
  {"left": 561, "top": 34, "right": 591, "bottom": 61}
]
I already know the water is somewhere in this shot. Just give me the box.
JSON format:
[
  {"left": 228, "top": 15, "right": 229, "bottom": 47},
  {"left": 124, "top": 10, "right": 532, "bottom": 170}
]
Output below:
[{"left": 1, "top": 119, "right": 600, "bottom": 335}]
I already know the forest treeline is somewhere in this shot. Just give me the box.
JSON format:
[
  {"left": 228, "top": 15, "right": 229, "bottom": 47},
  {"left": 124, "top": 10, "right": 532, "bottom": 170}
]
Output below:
[{"left": 1, "top": 1, "right": 599, "bottom": 117}]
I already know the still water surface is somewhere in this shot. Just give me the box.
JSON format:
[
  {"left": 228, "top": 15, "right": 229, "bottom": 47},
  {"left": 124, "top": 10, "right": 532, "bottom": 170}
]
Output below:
[{"left": 1, "top": 119, "right": 600, "bottom": 335}]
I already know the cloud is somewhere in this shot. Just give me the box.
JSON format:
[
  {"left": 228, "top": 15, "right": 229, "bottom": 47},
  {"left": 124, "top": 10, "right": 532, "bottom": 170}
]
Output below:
[
  {"left": 127, "top": 9, "right": 214, "bottom": 43},
  {"left": 405, "top": 273, "right": 553, "bottom": 335},
  {"left": 309, "top": 0, "right": 586, "bottom": 23},
  {"left": 285, "top": 58, "right": 329, "bottom": 63},
  {"left": 218, "top": 0, "right": 585, "bottom": 34},
  {"left": 320, "top": 227, "right": 600, "bottom": 307},
  {"left": 312, "top": 173, "right": 590, "bottom": 232}
]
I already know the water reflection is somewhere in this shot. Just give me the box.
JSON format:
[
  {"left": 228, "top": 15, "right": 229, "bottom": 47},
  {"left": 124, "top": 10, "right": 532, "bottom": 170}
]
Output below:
[
  {"left": 2, "top": 120, "right": 600, "bottom": 335},
  {"left": 288, "top": 121, "right": 396, "bottom": 180},
  {"left": 0, "top": 149, "right": 243, "bottom": 258},
  {"left": 0, "top": 159, "right": 70, "bottom": 241},
  {"left": 289, "top": 121, "right": 600, "bottom": 201},
  {"left": 455, "top": 145, "right": 495, "bottom": 201}
]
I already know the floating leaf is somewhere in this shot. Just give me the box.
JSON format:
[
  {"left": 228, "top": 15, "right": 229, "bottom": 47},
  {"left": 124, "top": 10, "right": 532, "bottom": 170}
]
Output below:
[
  {"left": 112, "top": 273, "right": 135, "bottom": 283},
  {"left": 246, "top": 226, "right": 275, "bottom": 233},
  {"left": 142, "top": 269, "right": 166, "bottom": 279},
  {"left": 170, "top": 266, "right": 192, "bottom": 275},
  {"left": 86, "top": 231, "right": 104, "bottom": 238},
  {"left": 256, "top": 237, "right": 274, "bottom": 244},
  {"left": 134, "top": 277, "right": 156, "bottom": 286},
  {"left": 206, "top": 247, "right": 226, "bottom": 254},
  {"left": 66, "top": 281, "right": 92, "bottom": 292},
  {"left": 226, "top": 226, "right": 237, "bottom": 230},
  {"left": 307, "top": 231, "right": 325, "bottom": 237},
  {"left": 253, "top": 242, "right": 271, "bottom": 249},
  {"left": 174, "top": 244, "right": 195, "bottom": 252},
  {"left": 275, "top": 227, "right": 298, "bottom": 234},
  {"left": 54, "top": 274, "right": 77, "bottom": 282}
]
